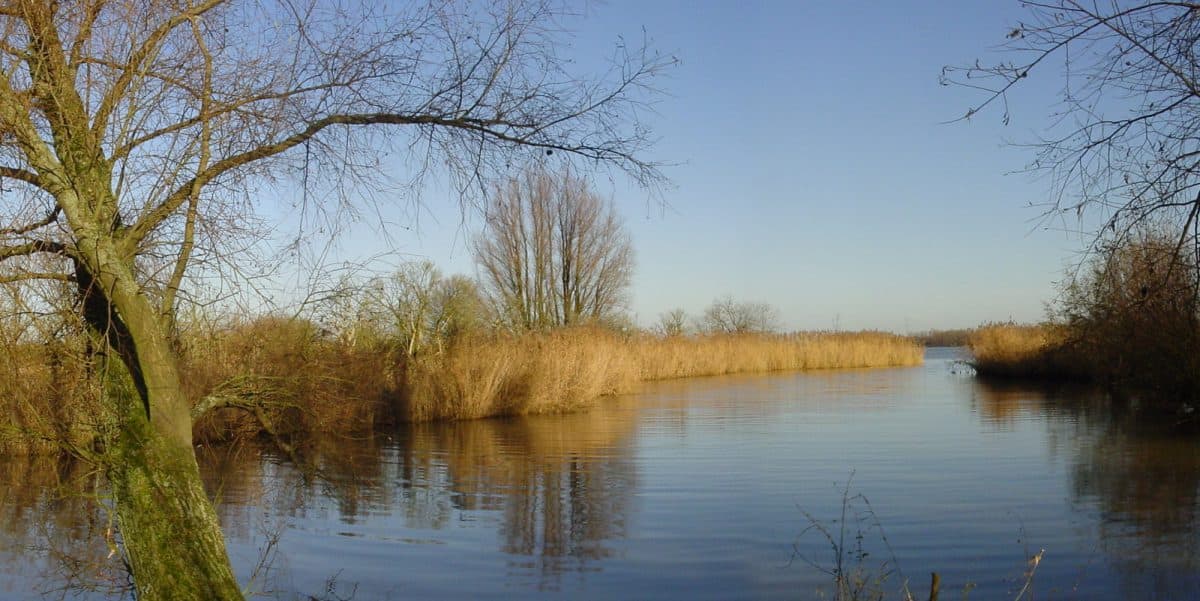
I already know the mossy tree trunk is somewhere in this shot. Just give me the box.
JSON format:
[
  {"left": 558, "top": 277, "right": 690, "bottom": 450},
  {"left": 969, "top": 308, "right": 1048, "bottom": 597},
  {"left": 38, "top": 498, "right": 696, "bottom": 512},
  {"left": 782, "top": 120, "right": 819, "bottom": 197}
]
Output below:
[
  {"left": 107, "top": 388, "right": 243, "bottom": 600},
  {"left": 78, "top": 245, "right": 244, "bottom": 601}
]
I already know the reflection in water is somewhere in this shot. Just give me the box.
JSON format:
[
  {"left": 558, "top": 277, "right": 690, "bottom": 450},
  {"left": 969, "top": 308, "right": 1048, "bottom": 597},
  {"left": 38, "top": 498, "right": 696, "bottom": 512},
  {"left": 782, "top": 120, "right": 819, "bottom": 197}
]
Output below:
[
  {"left": 0, "top": 455, "right": 124, "bottom": 599},
  {"left": 199, "top": 397, "right": 639, "bottom": 594},
  {"left": 0, "top": 362, "right": 1198, "bottom": 599},
  {"left": 406, "top": 410, "right": 636, "bottom": 588},
  {"left": 973, "top": 381, "right": 1200, "bottom": 598}
]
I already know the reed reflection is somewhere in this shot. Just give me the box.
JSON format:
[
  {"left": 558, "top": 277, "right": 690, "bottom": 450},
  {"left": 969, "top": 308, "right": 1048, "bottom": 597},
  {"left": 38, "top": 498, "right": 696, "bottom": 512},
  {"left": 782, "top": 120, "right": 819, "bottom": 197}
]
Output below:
[
  {"left": 402, "top": 399, "right": 638, "bottom": 585},
  {"left": 193, "top": 397, "right": 639, "bottom": 588},
  {"left": 973, "top": 380, "right": 1200, "bottom": 597}
]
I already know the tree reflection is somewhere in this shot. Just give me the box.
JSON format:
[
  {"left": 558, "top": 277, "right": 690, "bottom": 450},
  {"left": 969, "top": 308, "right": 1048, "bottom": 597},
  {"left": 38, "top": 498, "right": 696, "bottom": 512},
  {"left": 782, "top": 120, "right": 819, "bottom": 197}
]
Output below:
[
  {"left": 973, "top": 380, "right": 1200, "bottom": 597},
  {"left": 401, "top": 401, "right": 638, "bottom": 589},
  {"left": 185, "top": 398, "right": 640, "bottom": 592},
  {"left": 0, "top": 455, "right": 125, "bottom": 599}
]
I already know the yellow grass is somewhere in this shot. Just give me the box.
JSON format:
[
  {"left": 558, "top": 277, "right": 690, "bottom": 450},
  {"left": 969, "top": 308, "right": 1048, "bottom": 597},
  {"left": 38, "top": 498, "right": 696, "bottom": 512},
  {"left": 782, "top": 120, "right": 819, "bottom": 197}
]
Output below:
[
  {"left": 403, "top": 329, "right": 923, "bottom": 421},
  {"left": 0, "top": 318, "right": 923, "bottom": 450},
  {"left": 0, "top": 339, "right": 103, "bottom": 455},
  {"left": 402, "top": 329, "right": 638, "bottom": 421},
  {"left": 967, "top": 323, "right": 1086, "bottom": 380},
  {"left": 632, "top": 331, "right": 924, "bottom": 381}
]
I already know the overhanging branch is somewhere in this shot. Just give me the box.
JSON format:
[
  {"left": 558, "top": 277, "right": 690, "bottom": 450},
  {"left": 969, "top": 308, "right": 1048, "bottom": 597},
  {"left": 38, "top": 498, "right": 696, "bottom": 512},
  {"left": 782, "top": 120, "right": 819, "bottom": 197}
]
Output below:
[
  {"left": 123, "top": 111, "right": 646, "bottom": 250},
  {"left": 0, "top": 270, "right": 73, "bottom": 284},
  {"left": 0, "top": 165, "right": 46, "bottom": 191}
]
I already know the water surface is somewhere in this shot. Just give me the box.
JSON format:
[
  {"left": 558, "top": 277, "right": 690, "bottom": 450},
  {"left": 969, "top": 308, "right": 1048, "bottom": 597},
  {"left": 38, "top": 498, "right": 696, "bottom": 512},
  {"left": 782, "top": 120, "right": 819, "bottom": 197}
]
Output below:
[{"left": 2, "top": 348, "right": 1198, "bottom": 599}]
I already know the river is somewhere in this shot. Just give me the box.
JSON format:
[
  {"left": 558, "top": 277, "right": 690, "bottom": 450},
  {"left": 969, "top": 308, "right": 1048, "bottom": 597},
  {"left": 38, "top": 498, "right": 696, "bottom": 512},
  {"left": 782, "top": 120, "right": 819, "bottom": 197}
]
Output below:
[{"left": 1, "top": 347, "right": 1198, "bottom": 599}]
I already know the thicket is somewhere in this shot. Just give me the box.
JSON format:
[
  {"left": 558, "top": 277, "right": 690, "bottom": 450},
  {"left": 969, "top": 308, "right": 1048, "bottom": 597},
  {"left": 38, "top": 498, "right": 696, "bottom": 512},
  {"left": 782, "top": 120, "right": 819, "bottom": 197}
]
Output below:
[{"left": 969, "top": 231, "right": 1200, "bottom": 410}]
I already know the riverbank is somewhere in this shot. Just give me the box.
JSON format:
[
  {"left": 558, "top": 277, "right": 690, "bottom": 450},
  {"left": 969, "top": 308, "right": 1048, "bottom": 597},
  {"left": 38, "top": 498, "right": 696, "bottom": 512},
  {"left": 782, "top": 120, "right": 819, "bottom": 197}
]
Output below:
[
  {"left": 967, "top": 323, "right": 1200, "bottom": 417},
  {"left": 966, "top": 323, "right": 1089, "bottom": 381},
  {"left": 0, "top": 321, "right": 922, "bottom": 453},
  {"left": 403, "top": 329, "right": 924, "bottom": 421}
]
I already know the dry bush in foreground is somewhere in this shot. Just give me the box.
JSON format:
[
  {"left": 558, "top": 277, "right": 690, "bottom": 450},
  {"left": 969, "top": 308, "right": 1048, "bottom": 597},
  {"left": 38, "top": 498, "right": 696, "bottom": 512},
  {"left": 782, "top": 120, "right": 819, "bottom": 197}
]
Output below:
[{"left": 182, "top": 316, "right": 400, "bottom": 445}]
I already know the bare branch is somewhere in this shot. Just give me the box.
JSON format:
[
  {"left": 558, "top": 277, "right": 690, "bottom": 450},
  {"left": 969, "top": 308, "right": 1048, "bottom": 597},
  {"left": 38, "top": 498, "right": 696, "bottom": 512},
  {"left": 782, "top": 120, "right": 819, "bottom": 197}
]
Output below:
[
  {"left": 0, "top": 206, "right": 59, "bottom": 236},
  {"left": 0, "top": 239, "right": 69, "bottom": 261},
  {"left": 90, "top": 0, "right": 226, "bottom": 138}
]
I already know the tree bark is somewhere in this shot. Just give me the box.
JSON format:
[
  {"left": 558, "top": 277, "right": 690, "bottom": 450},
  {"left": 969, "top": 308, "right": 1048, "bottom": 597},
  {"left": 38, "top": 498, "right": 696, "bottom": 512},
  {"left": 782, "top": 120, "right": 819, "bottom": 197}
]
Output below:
[
  {"left": 108, "top": 400, "right": 244, "bottom": 600},
  {"left": 80, "top": 244, "right": 243, "bottom": 600}
]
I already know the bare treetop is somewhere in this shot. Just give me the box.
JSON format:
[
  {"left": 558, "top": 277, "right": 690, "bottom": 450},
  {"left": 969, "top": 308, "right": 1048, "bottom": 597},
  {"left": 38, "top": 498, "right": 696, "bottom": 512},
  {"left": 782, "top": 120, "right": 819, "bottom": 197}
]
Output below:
[
  {"left": 0, "top": 0, "right": 670, "bottom": 309},
  {"left": 943, "top": 1, "right": 1200, "bottom": 256}
]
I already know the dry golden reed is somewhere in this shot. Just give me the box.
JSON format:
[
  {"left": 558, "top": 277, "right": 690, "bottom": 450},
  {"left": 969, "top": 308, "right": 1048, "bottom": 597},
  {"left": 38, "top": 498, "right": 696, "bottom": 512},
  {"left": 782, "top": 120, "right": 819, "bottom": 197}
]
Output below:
[
  {"left": 402, "top": 328, "right": 923, "bottom": 421},
  {"left": 632, "top": 331, "right": 924, "bottom": 381},
  {"left": 402, "top": 328, "right": 638, "bottom": 421},
  {"left": 966, "top": 323, "right": 1087, "bottom": 380},
  {"left": 0, "top": 317, "right": 922, "bottom": 450},
  {"left": 0, "top": 338, "right": 103, "bottom": 455}
]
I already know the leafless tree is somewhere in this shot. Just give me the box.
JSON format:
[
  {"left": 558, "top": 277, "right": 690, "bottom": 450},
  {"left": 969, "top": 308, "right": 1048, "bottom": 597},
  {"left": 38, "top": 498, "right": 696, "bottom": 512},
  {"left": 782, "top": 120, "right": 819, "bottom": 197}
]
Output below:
[
  {"left": 474, "top": 167, "right": 634, "bottom": 329},
  {"left": 699, "top": 296, "right": 780, "bottom": 334},
  {"left": 944, "top": 1, "right": 1200, "bottom": 271},
  {"left": 360, "top": 262, "right": 484, "bottom": 358},
  {"left": 656, "top": 307, "right": 688, "bottom": 336},
  {"left": 0, "top": 1, "right": 670, "bottom": 598}
]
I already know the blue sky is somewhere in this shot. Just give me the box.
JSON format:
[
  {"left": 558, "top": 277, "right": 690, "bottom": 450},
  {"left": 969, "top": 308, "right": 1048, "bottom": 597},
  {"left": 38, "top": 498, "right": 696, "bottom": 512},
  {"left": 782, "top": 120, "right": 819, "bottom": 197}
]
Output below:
[{"left": 318, "top": 1, "right": 1094, "bottom": 332}]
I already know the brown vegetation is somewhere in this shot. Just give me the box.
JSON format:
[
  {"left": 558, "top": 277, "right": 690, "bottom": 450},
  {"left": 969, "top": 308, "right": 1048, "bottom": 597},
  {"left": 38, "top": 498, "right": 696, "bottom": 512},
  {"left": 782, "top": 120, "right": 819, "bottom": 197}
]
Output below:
[
  {"left": 966, "top": 323, "right": 1087, "bottom": 381},
  {"left": 403, "top": 328, "right": 923, "bottom": 421},
  {"left": 0, "top": 318, "right": 923, "bottom": 450},
  {"left": 968, "top": 231, "right": 1200, "bottom": 410}
]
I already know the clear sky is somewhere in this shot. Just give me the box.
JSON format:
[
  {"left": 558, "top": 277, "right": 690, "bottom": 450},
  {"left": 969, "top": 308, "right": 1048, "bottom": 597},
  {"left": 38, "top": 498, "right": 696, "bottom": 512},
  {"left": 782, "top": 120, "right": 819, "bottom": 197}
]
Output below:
[{"left": 317, "top": 1, "right": 1095, "bottom": 333}]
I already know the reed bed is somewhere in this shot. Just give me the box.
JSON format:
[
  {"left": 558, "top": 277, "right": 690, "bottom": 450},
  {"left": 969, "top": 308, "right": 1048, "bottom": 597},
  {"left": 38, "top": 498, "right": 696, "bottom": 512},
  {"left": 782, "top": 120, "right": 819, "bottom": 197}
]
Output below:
[
  {"left": 0, "top": 318, "right": 923, "bottom": 449},
  {"left": 402, "top": 329, "right": 639, "bottom": 421},
  {"left": 0, "top": 339, "right": 103, "bottom": 455},
  {"left": 403, "top": 329, "right": 922, "bottom": 421},
  {"left": 632, "top": 331, "right": 923, "bottom": 381},
  {"left": 966, "top": 323, "right": 1088, "bottom": 380}
]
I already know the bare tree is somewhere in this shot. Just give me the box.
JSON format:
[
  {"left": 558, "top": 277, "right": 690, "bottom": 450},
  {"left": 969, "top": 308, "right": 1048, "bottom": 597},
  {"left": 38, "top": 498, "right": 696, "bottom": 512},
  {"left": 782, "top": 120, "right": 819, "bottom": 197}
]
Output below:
[
  {"left": 0, "top": 1, "right": 669, "bottom": 598},
  {"left": 360, "top": 262, "right": 484, "bottom": 358},
  {"left": 474, "top": 167, "right": 634, "bottom": 329},
  {"left": 656, "top": 307, "right": 688, "bottom": 336},
  {"left": 944, "top": 2, "right": 1200, "bottom": 268},
  {"left": 699, "top": 296, "right": 780, "bottom": 334}
]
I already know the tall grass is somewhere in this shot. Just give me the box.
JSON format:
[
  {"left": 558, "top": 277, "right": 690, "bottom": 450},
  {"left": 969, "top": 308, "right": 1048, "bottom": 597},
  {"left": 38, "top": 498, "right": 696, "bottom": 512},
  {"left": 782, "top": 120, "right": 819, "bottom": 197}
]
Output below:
[
  {"left": 0, "top": 336, "right": 104, "bottom": 455},
  {"left": 403, "top": 329, "right": 922, "bottom": 421},
  {"left": 966, "top": 323, "right": 1087, "bottom": 380},
  {"left": 632, "top": 331, "right": 923, "bottom": 381},
  {"left": 401, "top": 328, "right": 638, "bottom": 421},
  {"left": 0, "top": 315, "right": 923, "bottom": 450}
]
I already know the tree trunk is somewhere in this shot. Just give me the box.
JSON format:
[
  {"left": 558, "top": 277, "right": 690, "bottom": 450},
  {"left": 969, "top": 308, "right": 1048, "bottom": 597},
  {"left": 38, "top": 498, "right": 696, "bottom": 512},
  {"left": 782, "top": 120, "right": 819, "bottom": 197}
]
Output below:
[
  {"left": 108, "top": 393, "right": 244, "bottom": 600},
  {"left": 80, "top": 243, "right": 244, "bottom": 600}
]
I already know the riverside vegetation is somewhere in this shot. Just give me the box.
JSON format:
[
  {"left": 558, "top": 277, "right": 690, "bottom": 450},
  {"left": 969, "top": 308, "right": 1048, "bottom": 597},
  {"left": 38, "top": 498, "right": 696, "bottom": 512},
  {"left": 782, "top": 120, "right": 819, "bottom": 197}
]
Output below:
[
  {"left": 968, "top": 231, "right": 1200, "bottom": 414},
  {"left": 0, "top": 300, "right": 922, "bottom": 455}
]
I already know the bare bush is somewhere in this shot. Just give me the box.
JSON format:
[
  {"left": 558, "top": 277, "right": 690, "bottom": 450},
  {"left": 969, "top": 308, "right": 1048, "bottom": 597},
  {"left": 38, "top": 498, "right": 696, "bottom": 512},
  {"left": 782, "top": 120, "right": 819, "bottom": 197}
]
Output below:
[{"left": 698, "top": 296, "right": 780, "bottom": 334}]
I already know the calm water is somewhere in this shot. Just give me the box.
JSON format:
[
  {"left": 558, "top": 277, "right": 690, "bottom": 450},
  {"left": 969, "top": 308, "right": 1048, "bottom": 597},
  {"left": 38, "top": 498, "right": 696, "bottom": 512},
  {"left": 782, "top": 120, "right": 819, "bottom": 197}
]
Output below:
[{"left": 2, "top": 348, "right": 1199, "bottom": 599}]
